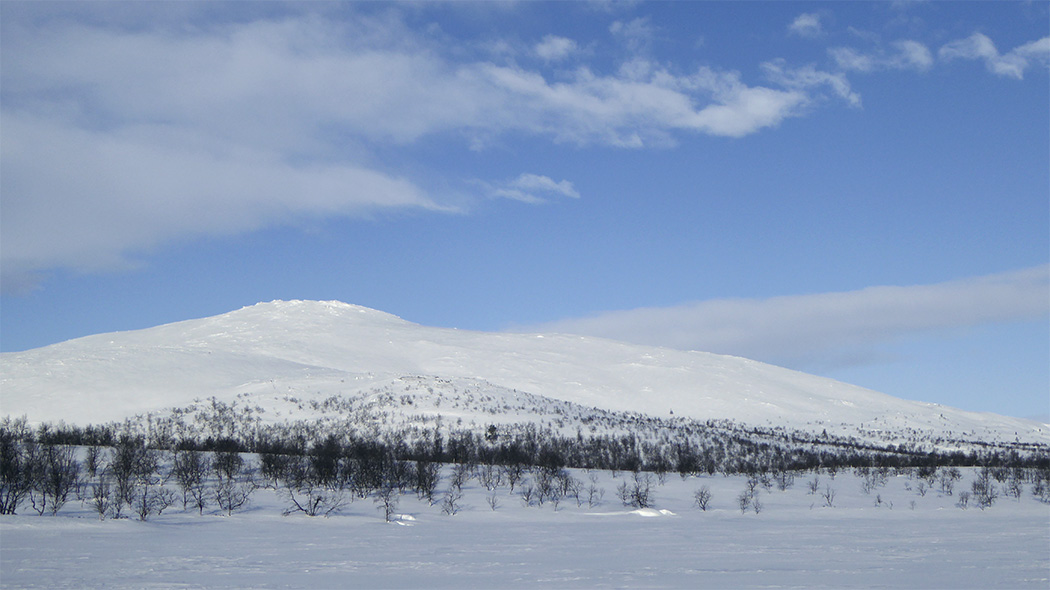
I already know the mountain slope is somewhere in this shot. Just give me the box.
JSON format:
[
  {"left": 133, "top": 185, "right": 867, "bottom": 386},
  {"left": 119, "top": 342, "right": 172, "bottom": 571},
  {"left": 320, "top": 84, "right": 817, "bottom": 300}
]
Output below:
[{"left": 2, "top": 300, "right": 1046, "bottom": 446}]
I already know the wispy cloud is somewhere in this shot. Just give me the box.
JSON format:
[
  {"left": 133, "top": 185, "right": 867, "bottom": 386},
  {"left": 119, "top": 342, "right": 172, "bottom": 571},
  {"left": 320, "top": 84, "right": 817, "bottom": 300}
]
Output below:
[
  {"left": 761, "top": 60, "right": 861, "bottom": 108},
  {"left": 520, "top": 266, "right": 1050, "bottom": 371},
  {"left": 1, "top": 14, "right": 457, "bottom": 292},
  {"left": 788, "top": 13, "right": 824, "bottom": 39},
  {"left": 830, "top": 39, "right": 933, "bottom": 73},
  {"left": 486, "top": 174, "right": 581, "bottom": 204},
  {"left": 939, "top": 33, "right": 1050, "bottom": 79},
  {"left": 0, "top": 109, "right": 447, "bottom": 290},
  {"left": 0, "top": 7, "right": 984, "bottom": 293},
  {"left": 476, "top": 61, "right": 817, "bottom": 145},
  {"left": 609, "top": 17, "right": 655, "bottom": 53},
  {"left": 534, "top": 35, "right": 578, "bottom": 62}
]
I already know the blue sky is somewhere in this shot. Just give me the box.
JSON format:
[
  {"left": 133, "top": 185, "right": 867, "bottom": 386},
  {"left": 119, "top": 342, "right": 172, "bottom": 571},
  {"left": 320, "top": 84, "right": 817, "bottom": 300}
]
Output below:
[{"left": 2, "top": 1, "right": 1047, "bottom": 419}]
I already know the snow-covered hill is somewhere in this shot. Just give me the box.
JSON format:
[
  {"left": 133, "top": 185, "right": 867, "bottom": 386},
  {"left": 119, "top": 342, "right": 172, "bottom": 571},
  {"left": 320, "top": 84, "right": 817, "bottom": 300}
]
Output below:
[{"left": 2, "top": 300, "right": 1046, "bottom": 446}]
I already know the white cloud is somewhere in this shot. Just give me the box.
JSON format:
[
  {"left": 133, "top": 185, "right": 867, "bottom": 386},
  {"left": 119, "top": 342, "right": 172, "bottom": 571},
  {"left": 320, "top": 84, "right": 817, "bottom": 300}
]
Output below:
[
  {"left": 586, "top": 0, "right": 643, "bottom": 12},
  {"left": 609, "top": 17, "right": 654, "bottom": 52},
  {"left": 788, "top": 13, "right": 823, "bottom": 39},
  {"left": 939, "top": 33, "right": 1050, "bottom": 79},
  {"left": 488, "top": 173, "right": 581, "bottom": 204},
  {"left": 829, "top": 47, "right": 876, "bottom": 72},
  {"left": 829, "top": 40, "right": 933, "bottom": 73},
  {"left": 466, "top": 61, "right": 814, "bottom": 143},
  {"left": 0, "top": 10, "right": 874, "bottom": 291},
  {"left": 892, "top": 40, "right": 935, "bottom": 70},
  {"left": 761, "top": 60, "right": 861, "bottom": 108},
  {"left": 521, "top": 266, "right": 1050, "bottom": 371},
  {"left": 678, "top": 74, "right": 809, "bottom": 137},
  {"left": 535, "top": 35, "right": 577, "bottom": 62},
  {"left": 940, "top": 32, "right": 1000, "bottom": 64},
  {"left": 846, "top": 26, "right": 881, "bottom": 44},
  {"left": 1015, "top": 37, "right": 1050, "bottom": 61},
  {"left": 1, "top": 15, "right": 460, "bottom": 291},
  {"left": 0, "top": 110, "right": 445, "bottom": 290}
]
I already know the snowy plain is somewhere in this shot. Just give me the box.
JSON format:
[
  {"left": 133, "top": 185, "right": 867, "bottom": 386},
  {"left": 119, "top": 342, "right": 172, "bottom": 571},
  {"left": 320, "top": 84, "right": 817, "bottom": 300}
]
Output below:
[
  {"left": 2, "top": 466, "right": 1048, "bottom": 589},
  {"left": 3, "top": 300, "right": 1049, "bottom": 589}
]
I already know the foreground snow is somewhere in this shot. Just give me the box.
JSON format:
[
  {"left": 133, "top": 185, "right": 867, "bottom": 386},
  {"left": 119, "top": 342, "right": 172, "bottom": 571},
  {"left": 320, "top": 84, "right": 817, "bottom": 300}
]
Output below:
[{"left": 2, "top": 468, "right": 1047, "bottom": 589}]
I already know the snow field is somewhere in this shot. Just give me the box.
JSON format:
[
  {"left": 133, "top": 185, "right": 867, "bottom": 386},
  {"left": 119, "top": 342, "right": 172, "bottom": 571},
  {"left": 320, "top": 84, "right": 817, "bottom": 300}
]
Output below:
[
  {"left": 4, "top": 300, "right": 1046, "bottom": 447},
  {"left": 4, "top": 301, "right": 1047, "bottom": 589},
  {"left": 2, "top": 466, "right": 1048, "bottom": 589}
]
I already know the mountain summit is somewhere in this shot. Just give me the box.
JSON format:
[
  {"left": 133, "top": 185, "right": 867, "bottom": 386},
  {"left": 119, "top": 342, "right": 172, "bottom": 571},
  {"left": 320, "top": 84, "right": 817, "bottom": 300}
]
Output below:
[{"left": 2, "top": 300, "right": 1046, "bottom": 445}]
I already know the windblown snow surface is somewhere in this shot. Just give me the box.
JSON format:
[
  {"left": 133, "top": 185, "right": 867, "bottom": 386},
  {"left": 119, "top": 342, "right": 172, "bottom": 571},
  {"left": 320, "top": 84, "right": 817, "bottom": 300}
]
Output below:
[
  {"left": 1, "top": 466, "right": 1048, "bottom": 589},
  {"left": 2, "top": 300, "right": 1049, "bottom": 589}
]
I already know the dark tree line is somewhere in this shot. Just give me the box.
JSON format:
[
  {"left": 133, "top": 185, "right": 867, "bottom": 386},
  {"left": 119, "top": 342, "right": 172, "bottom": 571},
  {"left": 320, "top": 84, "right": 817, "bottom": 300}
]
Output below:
[
  {"left": 4, "top": 412, "right": 1050, "bottom": 520},
  {"left": 7, "top": 411, "right": 1050, "bottom": 486},
  {"left": 5, "top": 403, "right": 1050, "bottom": 521}
]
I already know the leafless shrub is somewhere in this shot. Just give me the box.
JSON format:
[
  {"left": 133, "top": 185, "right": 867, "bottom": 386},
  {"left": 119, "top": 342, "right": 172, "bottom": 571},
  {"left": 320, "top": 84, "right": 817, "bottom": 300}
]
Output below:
[
  {"left": 215, "top": 475, "right": 256, "bottom": 516},
  {"left": 414, "top": 460, "right": 441, "bottom": 505},
  {"left": 476, "top": 464, "right": 503, "bottom": 491},
  {"left": 87, "top": 471, "right": 114, "bottom": 520},
  {"left": 806, "top": 475, "right": 820, "bottom": 495},
  {"left": 693, "top": 486, "right": 712, "bottom": 511},
  {"left": 617, "top": 472, "right": 653, "bottom": 508},
  {"left": 939, "top": 467, "right": 961, "bottom": 496},
  {"left": 281, "top": 484, "right": 348, "bottom": 517},
  {"left": 374, "top": 484, "right": 399, "bottom": 522},
  {"left": 972, "top": 468, "right": 998, "bottom": 509},
  {"left": 30, "top": 445, "right": 82, "bottom": 516},
  {"left": 738, "top": 490, "right": 753, "bottom": 514},
  {"left": 520, "top": 482, "right": 536, "bottom": 506},
  {"left": 133, "top": 485, "right": 177, "bottom": 521},
  {"left": 173, "top": 450, "right": 210, "bottom": 514},
  {"left": 822, "top": 485, "right": 836, "bottom": 508},
  {"left": 441, "top": 485, "right": 463, "bottom": 515},
  {"left": 586, "top": 473, "right": 605, "bottom": 508}
]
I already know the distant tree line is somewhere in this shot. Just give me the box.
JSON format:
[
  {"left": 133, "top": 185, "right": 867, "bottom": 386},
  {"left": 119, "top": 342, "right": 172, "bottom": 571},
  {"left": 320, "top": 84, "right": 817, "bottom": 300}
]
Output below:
[
  {"left": 12, "top": 409, "right": 1050, "bottom": 479},
  {"left": 4, "top": 415, "right": 1050, "bottom": 520}
]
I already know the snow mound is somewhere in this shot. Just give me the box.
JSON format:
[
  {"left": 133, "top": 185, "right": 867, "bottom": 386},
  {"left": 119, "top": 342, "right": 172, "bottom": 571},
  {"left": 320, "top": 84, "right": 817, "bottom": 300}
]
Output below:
[
  {"left": 586, "top": 509, "right": 677, "bottom": 518},
  {"left": 631, "top": 508, "right": 676, "bottom": 517}
]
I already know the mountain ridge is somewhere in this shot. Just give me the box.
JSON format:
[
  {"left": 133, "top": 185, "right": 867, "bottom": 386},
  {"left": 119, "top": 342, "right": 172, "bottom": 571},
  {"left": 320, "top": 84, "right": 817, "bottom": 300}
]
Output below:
[{"left": 2, "top": 299, "right": 1046, "bottom": 447}]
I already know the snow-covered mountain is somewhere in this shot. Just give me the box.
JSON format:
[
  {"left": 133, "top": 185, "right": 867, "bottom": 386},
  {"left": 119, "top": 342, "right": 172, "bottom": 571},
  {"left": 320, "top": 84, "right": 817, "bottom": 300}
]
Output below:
[{"left": 2, "top": 300, "right": 1046, "bottom": 447}]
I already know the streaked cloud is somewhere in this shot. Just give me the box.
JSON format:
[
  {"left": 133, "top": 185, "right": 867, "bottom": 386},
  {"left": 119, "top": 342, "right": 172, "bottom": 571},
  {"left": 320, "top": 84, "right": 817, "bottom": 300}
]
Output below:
[
  {"left": 761, "top": 60, "right": 861, "bottom": 107},
  {"left": 487, "top": 174, "right": 581, "bottom": 204},
  {"left": 6, "top": 8, "right": 1033, "bottom": 293},
  {"left": 1, "top": 12, "right": 817, "bottom": 291},
  {"left": 477, "top": 61, "right": 819, "bottom": 144},
  {"left": 939, "top": 33, "right": 1050, "bottom": 79},
  {"left": 0, "top": 109, "right": 446, "bottom": 291},
  {"left": 830, "top": 40, "right": 933, "bottom": 73},
  {"left": 522, "top": 266, "right": 1050, "bottom": 371}
]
